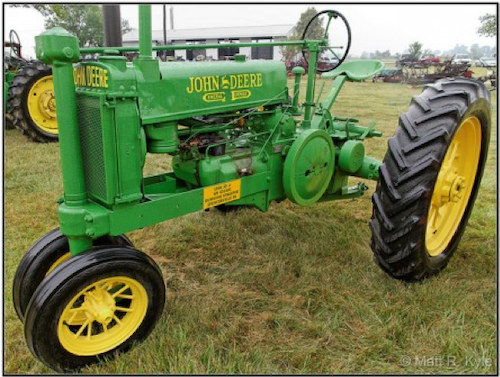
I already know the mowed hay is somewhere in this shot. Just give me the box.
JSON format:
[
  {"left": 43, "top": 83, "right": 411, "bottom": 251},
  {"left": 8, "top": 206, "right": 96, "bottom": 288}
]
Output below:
[{"left": 4, "top": 77, "right": 497, "bottom": 374}]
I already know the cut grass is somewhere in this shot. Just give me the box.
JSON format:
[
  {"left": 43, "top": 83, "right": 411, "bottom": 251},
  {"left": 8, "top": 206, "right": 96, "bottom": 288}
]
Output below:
[{"left": 3, "top": 77, "right": 497, "bottom": 374}]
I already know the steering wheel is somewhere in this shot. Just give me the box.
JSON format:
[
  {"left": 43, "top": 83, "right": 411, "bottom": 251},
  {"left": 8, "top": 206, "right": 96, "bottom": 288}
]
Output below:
[
  {"left": 9, "top": 30, "right": 22, "bottom": 58},
  {"left": 301, "top": 10, "right": 352, "bottom": 72}
]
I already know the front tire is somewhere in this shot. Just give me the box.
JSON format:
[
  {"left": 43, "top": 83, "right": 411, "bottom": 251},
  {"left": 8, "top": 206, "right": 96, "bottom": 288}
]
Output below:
[
  {"left": 24, "top": 247, "right": 165, "bottom": 372},
  {"left": 13, "top": 229, "right": 132, "bottom": 322},
  {"left": 370, "top": 78, "right": 491, "bottom": 282}
]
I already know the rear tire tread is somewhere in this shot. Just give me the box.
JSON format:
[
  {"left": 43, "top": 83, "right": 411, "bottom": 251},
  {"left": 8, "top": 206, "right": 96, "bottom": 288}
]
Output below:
[
  {"left": 7, "top": 62, "right": 56, "bottom": 143},
  {"left": 370, "top": 78, "right": 491, "bottom": 282}
]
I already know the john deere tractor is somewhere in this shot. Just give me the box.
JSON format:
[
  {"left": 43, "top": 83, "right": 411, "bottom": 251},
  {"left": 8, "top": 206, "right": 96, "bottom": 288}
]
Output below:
[
  {"left": 13, "top": 5, "right": 491, "bottom": 372},
  {"left": 5, "top": 29, "right": 58, "bottom": 142}
]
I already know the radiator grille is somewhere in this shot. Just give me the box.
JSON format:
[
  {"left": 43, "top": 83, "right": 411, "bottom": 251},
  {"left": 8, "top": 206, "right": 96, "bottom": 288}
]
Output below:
[{"left": 76, "top": 94, "right": 107, "bottom": 202}]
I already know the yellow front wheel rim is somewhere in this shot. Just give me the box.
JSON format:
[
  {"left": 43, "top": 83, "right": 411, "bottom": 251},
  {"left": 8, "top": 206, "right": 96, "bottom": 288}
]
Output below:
[
  {"left": 425, "top": 116, "right": 482, "bottom": 257},
  {"left": 46, "top": 252, "right": 71, "bottom": 276},
  {"left": 48, "top": 254, "right": 90, "bottom": 325},
  {"left": 27, "top": 75, "right": 58, "bottom": 134},
  {"left": 57, "top": 276, "right": 148, "bottom": 356}
]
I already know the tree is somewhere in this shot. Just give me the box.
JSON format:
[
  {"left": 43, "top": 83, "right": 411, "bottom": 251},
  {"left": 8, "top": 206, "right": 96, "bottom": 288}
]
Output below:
[
  {"left": 480, "top": 45, "right": 495, "bottom": 56},
  {"left": 422, "top": 49, "right": 432, "bottom": 57},
  {"left": 408, "top": 41, "right": 423, "bottom": 60},
  {"left": 13, "top": 5, "right": 132, "bottom": 47},
  {"left": 478, "top": 13, "right": 496, "bottom": 37},
  {"left": 279, "top": 35, "right": 300, "bottom": 64},
  {"left": 281, "top": 7, "right": 325, "bottom": 64},
  {"left": 470, "top": 44, "right": 483, "bottom": 59},
  {"left": 295, "top": 7, "right": 325, "bottom": 40},
  {"left": 451, "top": 44, "right": 469, "bottom": 55}
]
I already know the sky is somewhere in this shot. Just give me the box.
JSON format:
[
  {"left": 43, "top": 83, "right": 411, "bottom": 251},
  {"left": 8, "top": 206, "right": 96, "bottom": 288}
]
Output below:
[{"left": 3, "top": 4, "right": 497, "bottom": 59}]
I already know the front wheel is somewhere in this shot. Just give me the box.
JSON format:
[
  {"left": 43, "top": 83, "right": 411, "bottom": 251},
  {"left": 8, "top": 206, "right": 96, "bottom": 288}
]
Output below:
[
  {"left": 24, "top": 247, "right": 165, "bottom": 372},
  {"left": 370, "top": 78, "right": 491, "bottom": 282},
  {"left": 13, "top": 229, "right": 133, "bottom": 322}
]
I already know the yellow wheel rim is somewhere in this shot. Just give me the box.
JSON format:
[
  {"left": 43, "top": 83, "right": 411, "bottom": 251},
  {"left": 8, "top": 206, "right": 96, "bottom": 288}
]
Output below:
[
  {"left": 46, "top": 252, "right": 71, "bottom": 276},
  {"left": 27, "top": 75, "right": 58, "bottom": 134},
  {"left": 58, "top": 276, "right": 148, "bottom": 356},
  {"left": 47, "top": 252, "right": 89, "bottom": 325},
  {"left": 425, "top": 116, "right": 482, "bottom": 257}
]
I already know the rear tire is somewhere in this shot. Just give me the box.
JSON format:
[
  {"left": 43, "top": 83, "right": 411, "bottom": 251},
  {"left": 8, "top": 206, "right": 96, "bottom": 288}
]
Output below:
[
  {"left": 8, "top": 62, "right": 58, "bottom": 142},
  {"left": 370, "top": 78, "right": 491, "bottom": 282}
]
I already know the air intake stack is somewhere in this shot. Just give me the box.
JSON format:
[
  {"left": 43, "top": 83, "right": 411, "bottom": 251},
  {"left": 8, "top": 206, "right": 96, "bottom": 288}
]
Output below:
[{"left": 135, "top": 4, "right": 159, "bottom": 81}]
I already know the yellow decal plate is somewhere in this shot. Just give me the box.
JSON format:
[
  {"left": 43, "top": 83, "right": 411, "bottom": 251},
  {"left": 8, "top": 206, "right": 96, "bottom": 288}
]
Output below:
[{"left": 203, "top": 180, "right": 241, "bottom": 209}]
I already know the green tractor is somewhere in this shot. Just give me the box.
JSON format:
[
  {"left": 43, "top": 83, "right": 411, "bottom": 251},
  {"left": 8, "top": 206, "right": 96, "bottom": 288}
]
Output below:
[
  {"left": 4, "top": 30, "right": 58, "bottom": 142},
  {"left": 13, "top": 5, "right": 491, "bottom": 372}
]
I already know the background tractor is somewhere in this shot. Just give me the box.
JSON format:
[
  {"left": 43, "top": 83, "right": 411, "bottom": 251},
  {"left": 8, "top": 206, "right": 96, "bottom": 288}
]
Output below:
[
  {"left": 12, "top": 5, "right": 491, "bottom": 372},
  {"left": 4, "top": 29, "right": 57, "bottom": 142},
  {"left": 4, "top": 6, "right": 124, "bottom": 143}
]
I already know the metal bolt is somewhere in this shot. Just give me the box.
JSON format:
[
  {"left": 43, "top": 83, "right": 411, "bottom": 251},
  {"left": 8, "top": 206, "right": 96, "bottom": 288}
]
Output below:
[{"left": 63, "top": 47, "right": 74, "bottom": 59}]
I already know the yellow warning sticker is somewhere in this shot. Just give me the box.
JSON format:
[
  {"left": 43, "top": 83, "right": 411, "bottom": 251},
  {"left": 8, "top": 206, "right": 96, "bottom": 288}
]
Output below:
[{"left": 203, "top": 180, "right": 241, "bottom": 209}]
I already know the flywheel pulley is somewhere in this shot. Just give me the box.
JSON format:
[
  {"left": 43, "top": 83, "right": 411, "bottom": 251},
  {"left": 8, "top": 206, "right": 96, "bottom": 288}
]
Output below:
[{"left": 283, "top": 129, "right": 335, "bottom": 206}]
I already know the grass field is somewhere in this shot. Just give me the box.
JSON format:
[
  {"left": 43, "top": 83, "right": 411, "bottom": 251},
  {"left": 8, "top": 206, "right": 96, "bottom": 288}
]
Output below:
[{"left": 3, "top": 76, "right": 497, "bottom": 374}]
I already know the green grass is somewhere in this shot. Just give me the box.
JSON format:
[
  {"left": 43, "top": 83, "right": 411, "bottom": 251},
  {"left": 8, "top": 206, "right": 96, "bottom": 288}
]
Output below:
[{"left": 3, "top": 77, "right": 497, "bottom": 374}]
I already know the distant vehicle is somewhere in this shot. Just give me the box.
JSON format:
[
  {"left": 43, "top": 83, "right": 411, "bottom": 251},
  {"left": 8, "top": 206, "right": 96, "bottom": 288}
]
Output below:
[
  {"left": 452, "top": 54, "right": 472, "bottom": 66},
  {"left": 372, "top": 68, "right": 404, "bottom": 83},
  {"left": 419, "top": 54, "right": 441, "bottom": 65},
  {"left": 479, "top": 56, "right": 496, "bottom": 67},
  {"left": 318, "top": 54, "right": 339, "bottom": 70},
  {"left": 396, "top": 54, "right": 418, "bottom": 67}
]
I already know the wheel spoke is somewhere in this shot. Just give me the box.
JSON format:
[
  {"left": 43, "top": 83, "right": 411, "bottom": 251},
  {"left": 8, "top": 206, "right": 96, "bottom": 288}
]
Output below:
[
  {"left": 328, "top": 47, "right": 341, "bottom": 60},
  {"left": 66, "top": 310, "right": 80, "bottom": 325},
  {"left": 87, "top": 323, "right": 92, "bottom": 340},
  {"left": 113, "top": 314, "right": 123, "bottom": 325},
  {"left": 111, "top": 284, "right": 130, "bottom": 298},
  {"left": 86, "top": 290, "right": 99, "bottom": 300},
  {"left": 115, "top": 306, "right": 133, "bottom": 313},
  {"left": 102, "top": 281, "right": 114, "bottom": 291},
  {"left": 115, "top": 294, "right": 134, "bottom": 300},
  {"left": 74, "top": 319, "right": 90, "bottom": 338}
]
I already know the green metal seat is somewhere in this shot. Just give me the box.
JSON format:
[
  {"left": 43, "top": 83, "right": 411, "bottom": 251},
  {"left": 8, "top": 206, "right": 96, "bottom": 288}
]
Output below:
[{"left": 322, "top": 60, "right": 385, "bottom": 82}]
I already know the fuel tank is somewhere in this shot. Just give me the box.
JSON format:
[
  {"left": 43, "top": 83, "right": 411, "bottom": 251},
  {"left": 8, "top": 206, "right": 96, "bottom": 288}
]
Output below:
[{"left": 139, "top": 58, "right": 289, "bottom": 124}]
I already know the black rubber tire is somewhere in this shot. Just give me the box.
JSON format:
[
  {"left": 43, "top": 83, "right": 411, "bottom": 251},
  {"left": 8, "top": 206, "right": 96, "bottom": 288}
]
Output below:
[
  {"left": 370, "top": 78, "right": 491, "bottom": 282},
  {"left": 13, "top": 229, "right": 133, "bottom": 322},
  {"left": 5, "top": 114, "right": 15, "bottom": 129},
  {"left": 7, "top": 62, "right": 58, "bottom": 142},
  {"left": 24, "top": 247, "right": 165, "bottom": 372}
]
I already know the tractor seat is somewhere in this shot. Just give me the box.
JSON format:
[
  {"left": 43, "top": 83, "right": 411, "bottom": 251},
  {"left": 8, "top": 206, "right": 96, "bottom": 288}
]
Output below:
[{"left": 322, "top": 60, "right": 385, "bottom": 82}]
